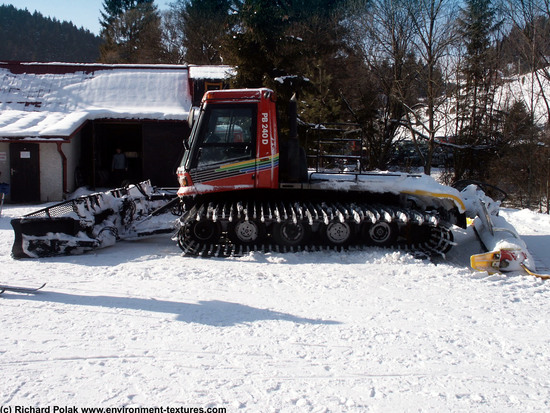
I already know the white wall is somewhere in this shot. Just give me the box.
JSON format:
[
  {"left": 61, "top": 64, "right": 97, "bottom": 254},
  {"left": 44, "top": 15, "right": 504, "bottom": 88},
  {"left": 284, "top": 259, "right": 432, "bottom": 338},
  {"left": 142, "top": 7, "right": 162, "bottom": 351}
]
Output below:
[
  {"left": 39, "top": 143, "right": 63, "bottom": 202},
  {"left": 66, "top": 133, "right": 81, "bottom": 194},
  {"left": 39, "top": 135, "right": 81, "bottom": 202}
]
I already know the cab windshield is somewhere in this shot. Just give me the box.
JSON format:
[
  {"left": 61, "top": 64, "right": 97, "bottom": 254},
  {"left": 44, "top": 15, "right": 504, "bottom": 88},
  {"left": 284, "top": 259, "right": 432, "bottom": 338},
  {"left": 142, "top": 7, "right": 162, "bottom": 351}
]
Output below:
[{"left": 191, "top": 104, "right": 256, "bottom": 168}]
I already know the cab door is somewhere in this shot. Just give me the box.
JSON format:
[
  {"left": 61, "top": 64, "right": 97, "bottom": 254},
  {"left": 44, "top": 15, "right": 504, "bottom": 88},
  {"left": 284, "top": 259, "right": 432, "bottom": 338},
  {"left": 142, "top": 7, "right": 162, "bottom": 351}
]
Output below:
[{"left": 188, "top": 104, "right": 257, "bottom": 193}]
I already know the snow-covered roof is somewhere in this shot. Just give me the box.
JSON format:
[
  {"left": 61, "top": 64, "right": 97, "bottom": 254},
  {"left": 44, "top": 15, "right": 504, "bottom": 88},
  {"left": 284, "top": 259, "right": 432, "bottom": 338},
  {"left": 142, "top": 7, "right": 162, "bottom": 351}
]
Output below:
[
  {"left": 0, "top": 62, "right": 193, "bottom": 139},
  {"left": 188, "top": 65, "right": 235, "bottom": 80}
]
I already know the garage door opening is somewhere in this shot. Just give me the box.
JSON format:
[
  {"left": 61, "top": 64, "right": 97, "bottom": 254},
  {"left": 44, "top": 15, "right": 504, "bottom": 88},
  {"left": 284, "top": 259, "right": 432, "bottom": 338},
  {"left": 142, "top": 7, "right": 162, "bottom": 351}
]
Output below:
[{"left": 94, "top": 122, "right": 143, "bottom": 187}]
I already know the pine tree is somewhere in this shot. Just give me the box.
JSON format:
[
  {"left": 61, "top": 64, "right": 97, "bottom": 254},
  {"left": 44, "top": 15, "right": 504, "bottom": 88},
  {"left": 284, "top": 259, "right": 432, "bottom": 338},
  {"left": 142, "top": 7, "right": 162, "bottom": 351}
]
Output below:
[
  {"left": 300, "top": 60, "right": 342, "bottom": 124},
  {"left": 222, "top": 0, "right": 291, "bottom": 88},
  {"left": 220, "top": 0, "right": 352, "bottom": 129},
  {"left": 100, "top": 0, "right": 152, "bottom": 30},
  {"left": 99, "top": 0, "right": 164, "bottom": 63},
  {"left": 183, "top": 0, "right": 230, "bottom": 64}
]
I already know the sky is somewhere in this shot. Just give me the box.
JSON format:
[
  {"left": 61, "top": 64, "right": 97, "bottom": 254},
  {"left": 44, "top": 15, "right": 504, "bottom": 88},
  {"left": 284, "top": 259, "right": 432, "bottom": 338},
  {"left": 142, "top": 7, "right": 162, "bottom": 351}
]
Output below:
[{"left": 2, "top": 0, "right": 173, "bottom": 35}]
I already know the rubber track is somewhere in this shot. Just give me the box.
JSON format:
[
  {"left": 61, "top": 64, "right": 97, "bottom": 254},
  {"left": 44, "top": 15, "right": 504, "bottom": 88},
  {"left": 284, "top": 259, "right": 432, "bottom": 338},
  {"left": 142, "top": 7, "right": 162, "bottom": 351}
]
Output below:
[{"left": 176, "top": 200, "right": 456, "bottom": 258}]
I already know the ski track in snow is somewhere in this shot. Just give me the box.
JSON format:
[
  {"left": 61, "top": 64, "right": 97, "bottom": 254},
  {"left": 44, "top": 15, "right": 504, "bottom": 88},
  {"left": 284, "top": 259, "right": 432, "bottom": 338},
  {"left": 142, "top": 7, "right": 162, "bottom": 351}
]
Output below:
[{"left": 1, "top": 204, "right": 550, "bottom": 411}]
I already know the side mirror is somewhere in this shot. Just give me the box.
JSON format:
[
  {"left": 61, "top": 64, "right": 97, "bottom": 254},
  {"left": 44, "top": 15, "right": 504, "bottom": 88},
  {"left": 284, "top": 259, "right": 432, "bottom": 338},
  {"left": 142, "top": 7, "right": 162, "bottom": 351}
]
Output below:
[{"left": 187, "top": 106, "right": 200, "bottom": 128}]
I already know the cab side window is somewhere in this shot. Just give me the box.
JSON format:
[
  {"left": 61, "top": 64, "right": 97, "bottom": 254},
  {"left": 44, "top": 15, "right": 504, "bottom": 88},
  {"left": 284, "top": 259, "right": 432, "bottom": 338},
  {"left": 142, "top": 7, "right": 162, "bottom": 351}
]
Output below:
[{"left": 195, "top": 105, "right": 255, "bottom": 167}]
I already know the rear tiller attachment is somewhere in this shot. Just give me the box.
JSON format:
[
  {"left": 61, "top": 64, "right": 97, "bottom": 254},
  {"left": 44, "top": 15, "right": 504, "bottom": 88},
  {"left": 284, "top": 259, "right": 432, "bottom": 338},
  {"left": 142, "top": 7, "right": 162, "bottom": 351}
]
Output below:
[{"left": 11, "top": 181, "right": 179, "bottom": 259}]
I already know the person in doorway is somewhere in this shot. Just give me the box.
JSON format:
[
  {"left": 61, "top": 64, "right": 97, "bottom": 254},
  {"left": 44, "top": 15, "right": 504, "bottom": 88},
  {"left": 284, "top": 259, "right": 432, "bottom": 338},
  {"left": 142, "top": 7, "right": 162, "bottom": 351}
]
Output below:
[{"left": 111, "top": 148, "right": 127, "bottom": 186}]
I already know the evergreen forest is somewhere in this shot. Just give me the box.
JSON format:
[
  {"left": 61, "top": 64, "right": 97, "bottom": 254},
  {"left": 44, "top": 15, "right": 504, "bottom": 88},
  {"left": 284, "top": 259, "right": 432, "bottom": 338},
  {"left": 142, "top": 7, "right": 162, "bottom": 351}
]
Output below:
[{"left": 0, "top": 4, "right": 102, "bottom": 62}]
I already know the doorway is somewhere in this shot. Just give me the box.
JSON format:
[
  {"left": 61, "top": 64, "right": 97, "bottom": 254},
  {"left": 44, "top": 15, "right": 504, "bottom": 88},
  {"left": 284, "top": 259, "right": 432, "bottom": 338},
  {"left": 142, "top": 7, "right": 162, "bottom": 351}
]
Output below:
[
  {"left": 9, "top": 142, "right": 40, "bottom": 202},
  {"left": 94, "top": 123, "right": 143, "bottom": 187}
]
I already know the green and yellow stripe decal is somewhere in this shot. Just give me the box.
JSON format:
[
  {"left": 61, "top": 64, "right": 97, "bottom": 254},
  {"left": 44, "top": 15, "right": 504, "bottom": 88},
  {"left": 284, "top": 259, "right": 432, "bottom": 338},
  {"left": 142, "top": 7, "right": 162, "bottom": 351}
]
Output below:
[
  {"left": 191, "top": 154, "right": 279, "bottom": 183},
  {"left": 216, "top": 154, "right": 279, "bottom": 174}
]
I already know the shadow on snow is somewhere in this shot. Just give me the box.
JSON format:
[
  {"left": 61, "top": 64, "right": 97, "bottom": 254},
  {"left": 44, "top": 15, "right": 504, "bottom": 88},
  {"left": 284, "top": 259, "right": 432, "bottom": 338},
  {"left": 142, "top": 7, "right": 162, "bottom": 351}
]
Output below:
[{"left": 3, "top": 292, "right": 342, "bottom": 327}]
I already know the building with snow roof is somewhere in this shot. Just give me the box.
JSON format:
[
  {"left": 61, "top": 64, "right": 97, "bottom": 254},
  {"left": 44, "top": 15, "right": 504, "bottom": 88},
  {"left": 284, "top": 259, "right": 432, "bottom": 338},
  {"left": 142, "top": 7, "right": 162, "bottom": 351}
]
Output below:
[{"left": 0, "top": 61, "right": 233, "bottom": 202}]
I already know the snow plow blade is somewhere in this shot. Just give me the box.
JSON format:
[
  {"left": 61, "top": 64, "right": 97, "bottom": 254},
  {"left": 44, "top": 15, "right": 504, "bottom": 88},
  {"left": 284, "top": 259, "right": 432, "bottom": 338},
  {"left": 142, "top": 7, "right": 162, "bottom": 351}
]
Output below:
[
  {"left": 11, "top": 217, "right": 100, "bottom": 258},
  {"left": 11, "top": 181, "right": 179, "bottom": 259},
  {"left": 471, "top": 249, "right": 549, "bottom": 279},
  {"left": 461, "top": 182, "right": 547, "bottom": 279},
  {"left": 470, "top": 249, "right": 527, "bottom": 274}
]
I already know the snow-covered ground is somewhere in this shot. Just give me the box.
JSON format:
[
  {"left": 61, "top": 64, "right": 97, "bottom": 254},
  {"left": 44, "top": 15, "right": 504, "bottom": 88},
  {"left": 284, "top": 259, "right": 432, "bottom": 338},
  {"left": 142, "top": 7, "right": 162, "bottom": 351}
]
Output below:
[{"left": 1, "top": 203, "right": 550, "bottom": 412}]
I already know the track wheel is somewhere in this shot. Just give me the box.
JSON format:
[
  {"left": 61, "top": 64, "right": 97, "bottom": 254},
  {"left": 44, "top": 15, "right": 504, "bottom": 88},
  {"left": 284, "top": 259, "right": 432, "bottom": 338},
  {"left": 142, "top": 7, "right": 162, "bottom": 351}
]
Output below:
[
  {"left": 323, "top": 221, "right": 353, "bottom": 245},
  {"left": 187, "top": 220, "right": 221, "bottom": 243},
  {"left": 229, "top": 219, "right": 265, "bottom": 245},
  {"left": 176, "top": 227, "right": 189, "bottom": 251},
  {"left": 272, "top": 221, "right": 310, "bottom": 247},
  {"left": 362, "top": 221, "right": 398, "bottom": 247},
  {"left": 428, "top": 226, "right": 454, "bottom": 254}
]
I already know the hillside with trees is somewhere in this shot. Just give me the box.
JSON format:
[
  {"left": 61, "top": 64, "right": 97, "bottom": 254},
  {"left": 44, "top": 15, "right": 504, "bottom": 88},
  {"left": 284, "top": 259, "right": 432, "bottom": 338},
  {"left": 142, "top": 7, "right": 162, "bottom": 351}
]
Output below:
[
  {"left": 154, "top": 0, "right": 550, "bottom": 212},
  {"left": 0, "top": 4, "right": 102, "bottom": 62},
  {"left": 2, "top": 0, "right": 550, "bottom": 212}
]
